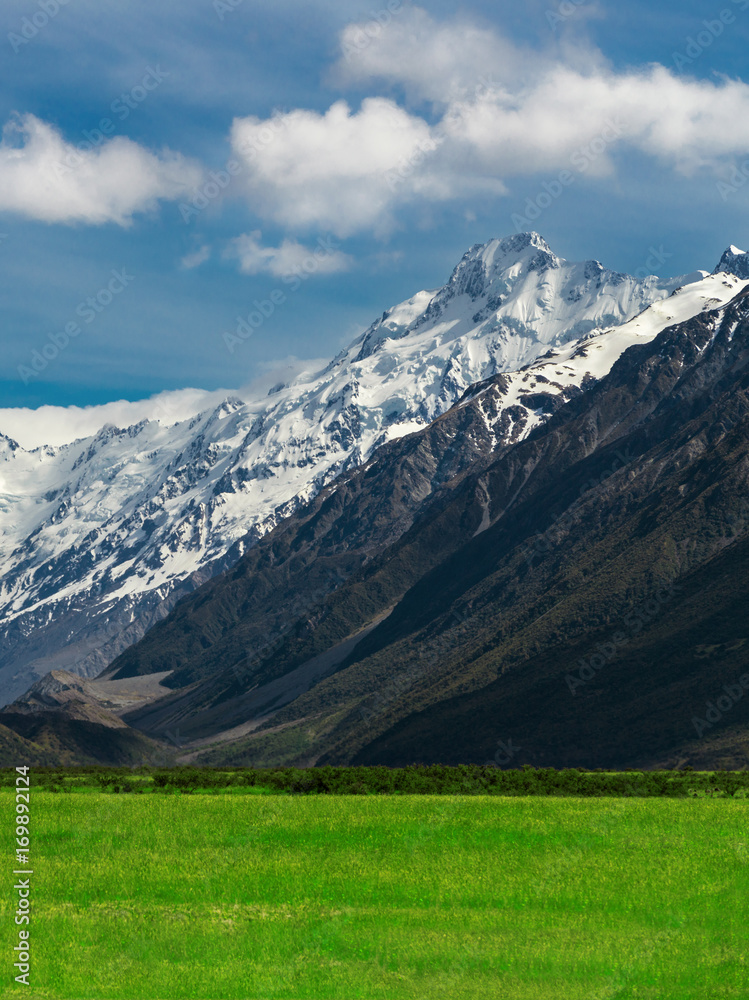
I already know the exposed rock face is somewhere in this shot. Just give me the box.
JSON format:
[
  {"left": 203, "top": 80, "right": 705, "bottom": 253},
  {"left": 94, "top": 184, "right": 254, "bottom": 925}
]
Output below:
[
  {"left": 0, "top": 236, "right": 745, "bottom": 710},
  {"left": 96, "top": 285, "right": 749, "bottom": 772}
]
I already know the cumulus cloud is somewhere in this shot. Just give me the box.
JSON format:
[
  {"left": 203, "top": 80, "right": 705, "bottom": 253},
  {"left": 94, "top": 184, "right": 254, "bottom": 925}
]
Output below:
[
  {"left": 0, "top": 114, "right": 204, "bottom": 226},
  {"left": 226, "top": 7, "right": 749, "bottom": 236},
  {"left": 0, "top": 389, "right": 231, "bottom": 449},
  {"left": 230, "top": 98, "right": 448, "bottom": 237},
  {"left": 334, "top": 6, "right": 533, "bottom": 104},
  {"left": 227, "top": 231, "right": 352, "bottom": 277},
  {"left": 0, "top": 369, "right": 339, "bottom": 449},
  {"left": 442, "top": 64, "right": 749, "bottom": 178},
  {"left": 336, "top": 8, "right": 749, "bottom": 176}
]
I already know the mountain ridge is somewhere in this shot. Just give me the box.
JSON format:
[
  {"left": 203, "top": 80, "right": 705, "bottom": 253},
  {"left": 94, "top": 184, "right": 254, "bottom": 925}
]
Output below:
[
  {"left": 10, "top": 277, "right": 747, "bottom": 769},
  {"left": 1, "top": 232, "right": 705, "bottom": 705},
  {"left": 176, "top": 283, "right": 749, "bottom": 770}
]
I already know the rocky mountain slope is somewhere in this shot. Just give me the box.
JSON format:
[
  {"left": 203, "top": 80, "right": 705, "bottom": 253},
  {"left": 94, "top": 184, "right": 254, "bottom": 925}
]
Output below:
[
  {"left": 0, "top": 233, "right": 695, "bottom": 705},
  {"left": 148, "top": 277, "right": 749, "bottom": 771},
  {"left": 4, "top": 249, "right": 747, "bottom": 768}
]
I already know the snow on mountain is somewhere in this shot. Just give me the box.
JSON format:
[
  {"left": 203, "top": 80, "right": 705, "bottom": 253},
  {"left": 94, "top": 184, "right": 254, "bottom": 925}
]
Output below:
[
  {"left": 1, "top": 233, "right": 746, "bottom": 705},
  {"left": 354, "top": 232, "right": 681, "bottom": 372},
  {"left": 714, "top": 245, "right": 749, "bottom": 281},
  {"left": 461, "top": 269, "right": 749, "bottom": 439}
]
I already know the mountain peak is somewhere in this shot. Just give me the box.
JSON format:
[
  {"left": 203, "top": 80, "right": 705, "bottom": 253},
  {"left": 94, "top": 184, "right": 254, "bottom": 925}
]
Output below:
[
  {"left": 455, "top": 232, "right": 557, "bottom": 276},
  {"left": 714, "top": 244, "right": 749, "bottom": 280},
  {"left": 3, "top": 236, "right": 736, "bottom": 706},
  {"left": 355, "top": 232, "right": 682, "bottom": 367},
  {"left": 0, "top": 433, "right": 20, "bottom": 455},
  {"left": 439, "top": 232, "right": 561, "bottom": 306},
  {"left": 468, "top": 231, "right": 552, "bottom": 256}
]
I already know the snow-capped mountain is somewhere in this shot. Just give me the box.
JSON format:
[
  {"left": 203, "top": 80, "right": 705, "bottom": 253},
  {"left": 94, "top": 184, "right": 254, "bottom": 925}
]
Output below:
[
  {"left": 714, "top": 244, "right": 749, "bottom": 280},
  {"left": 1, "top": 233, "right": 746, "bottom": 704},
  {"left": 460, "top": 267, "right": 749, "bottom": 440}
]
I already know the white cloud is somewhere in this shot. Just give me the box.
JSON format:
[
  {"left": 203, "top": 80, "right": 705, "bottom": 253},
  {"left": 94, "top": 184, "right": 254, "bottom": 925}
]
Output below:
[
  {"left": 228, "top": 231, "right": 353, "bottom": 278},
  {"left": 0, "top": 114, "right": 204, "bottom": 226},
  {"left": 441, "top": 65, "right": 749, "bottom": 178},
  {"left": 228, "top": 22, "right": 749, "bottom": 237},
  {"left": 331, "top": 8, "right": 749, "bottom": 201},
  {"left": 230, "top": 98, "right": 448, "bottom": 237},
  {"left": 335, "top": 6, "right": 533, "bottom": 104},
  {"left": 180, "top": 245, "right": 211, "bottom": 269},
  {"left": 0, "top": 389, "right": 230, "bottom": 449},
  {"left": 0, "top": 368, "right": 334, "bottom": 449},
  {"left": 87, "top": 7, "right": 732, "bottom": 241}
]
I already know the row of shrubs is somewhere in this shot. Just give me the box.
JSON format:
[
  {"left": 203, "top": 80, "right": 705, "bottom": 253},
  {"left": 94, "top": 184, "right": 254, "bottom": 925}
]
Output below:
[{"left": 2, "top": 764, "right": 748, "bottom": 796}]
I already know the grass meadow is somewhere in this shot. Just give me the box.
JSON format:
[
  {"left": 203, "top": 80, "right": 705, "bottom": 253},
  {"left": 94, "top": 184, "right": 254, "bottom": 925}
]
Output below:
[{"left": 2, "top": 790, "right": 747, "bottom": 999}]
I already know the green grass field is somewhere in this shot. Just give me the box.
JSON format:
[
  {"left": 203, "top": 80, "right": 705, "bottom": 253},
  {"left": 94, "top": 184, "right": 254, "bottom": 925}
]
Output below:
[{"left": 2, "top": 791, "right": 747, "bottom": 999}]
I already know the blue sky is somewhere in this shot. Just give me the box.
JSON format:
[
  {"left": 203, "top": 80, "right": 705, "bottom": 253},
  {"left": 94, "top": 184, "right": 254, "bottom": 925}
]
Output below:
[{"left": 1, "top": 0, "right": 748, "bottom": 408}]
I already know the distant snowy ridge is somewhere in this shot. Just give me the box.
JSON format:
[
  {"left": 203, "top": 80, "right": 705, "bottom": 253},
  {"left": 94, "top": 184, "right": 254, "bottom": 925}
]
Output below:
[
  {"left": 460, "top": 269, "right": 749, "bottom": 438},
  {"left": 1, "top": 232, "right": 747, "bottom": 704},
  {"left": 0, "top": 389, "right": 231, "bottom": 451}
]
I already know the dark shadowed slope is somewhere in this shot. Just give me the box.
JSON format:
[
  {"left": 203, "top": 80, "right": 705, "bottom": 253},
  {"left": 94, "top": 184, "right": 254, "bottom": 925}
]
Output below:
[
  {"left": 5, "top": 285, "right": 749, "bottom": 768},
  {"left": 184, "top": 287, "right": 749, "bottom": 769}
]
